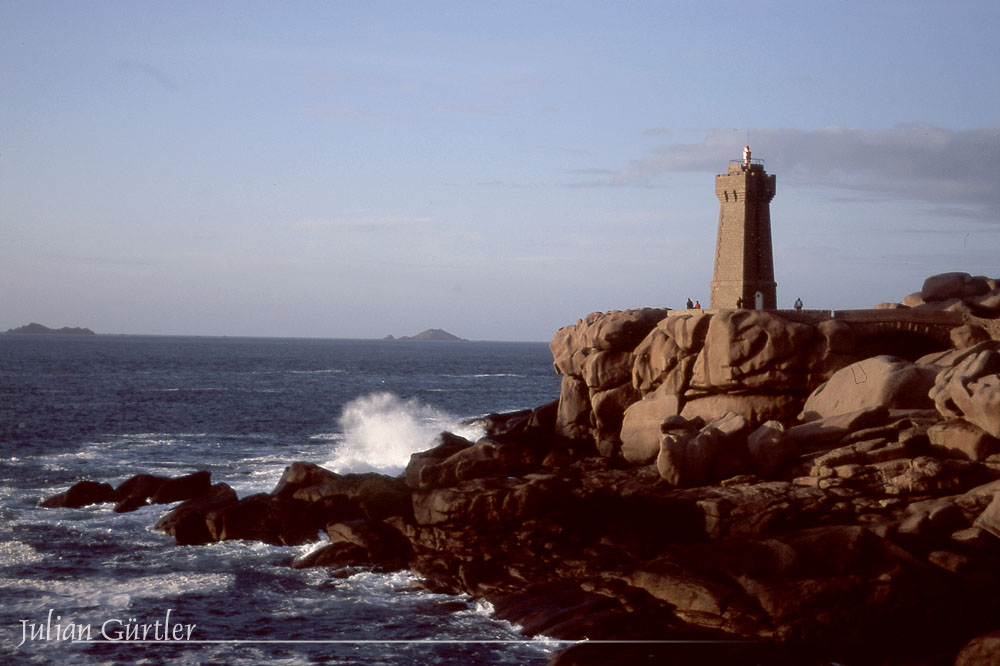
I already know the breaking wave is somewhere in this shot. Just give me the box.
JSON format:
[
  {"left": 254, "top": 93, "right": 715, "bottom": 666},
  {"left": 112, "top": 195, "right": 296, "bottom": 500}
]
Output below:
[{"left": 323, "top": 392, "right": 485, "bottom": 475}]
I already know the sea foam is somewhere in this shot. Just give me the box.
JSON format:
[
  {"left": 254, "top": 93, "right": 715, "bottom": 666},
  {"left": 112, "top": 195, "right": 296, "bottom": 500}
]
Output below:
[{"left": 323, "top": 392, "right": 485, "bottom": 475}]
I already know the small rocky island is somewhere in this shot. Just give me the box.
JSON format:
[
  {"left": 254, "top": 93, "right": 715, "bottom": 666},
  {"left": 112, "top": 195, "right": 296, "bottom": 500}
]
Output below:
[
  {"left": 42, "top": 272, "right": 1000, "bottom": 666},
  {"left": 5, "top": 322, "right": 96, "bottom": 335},
  {"left": 384, "top": 328, "right": 467, "bottom": 341}
]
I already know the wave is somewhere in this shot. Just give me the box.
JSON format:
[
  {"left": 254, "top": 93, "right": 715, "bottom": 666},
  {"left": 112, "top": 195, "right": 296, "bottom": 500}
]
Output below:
[
  {"left": 441, "top": 373, "right": 526, "bottom": 379},
  {"left": 322, "top": 392, "right": 485, "bottom": 475}
]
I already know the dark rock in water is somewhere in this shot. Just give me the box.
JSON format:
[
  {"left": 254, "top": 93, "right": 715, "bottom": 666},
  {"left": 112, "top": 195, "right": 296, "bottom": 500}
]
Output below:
[
  {"left": 151, "top": 470, "right": 212, "bottom": 504},
  {"left": 204, "top": 493, "right": 319, "bottom": 546},
  {"left": 114, "top": 474, "right": 169, "bottom": 512},
  {"left": 290, "top": 541, "right": 372, "bottom": 571},
  {"left": 271, "top": 461, "right": 339, "bottom": 500},
  {"left": 328, "top": 519, "right": 412, "bottom": 561},
  {"left": 41, "top": 480, "right": 116, "bottom": 508},
  {"left": 292, "top": 518, "right": 414, "bottom": 572},
  {"left": 154, "top": 483, "right": 239, "bottom": 545},
  {"left": 403, "top": 432, "right": 474, "bottom": 490},
  {"left": 289, "top": 471, "right": 413, "bottom": 523},
  {"left": 114, "top": 471, "right": 213, "bottom": 512}
]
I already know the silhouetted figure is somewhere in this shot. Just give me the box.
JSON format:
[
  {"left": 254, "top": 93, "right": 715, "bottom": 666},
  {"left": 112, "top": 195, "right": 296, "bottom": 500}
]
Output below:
[
  {"left": 694, "top": 300, "right": 701, "bottom": 310},
  {"left": 736, "top": 297, "right": 743, "bottom": 309},
  {"left": 686, "top": 298, "right": 694, "bottom": 309},
  {"left": 794, "top": 297, "right": 803, "bottom": 311}
]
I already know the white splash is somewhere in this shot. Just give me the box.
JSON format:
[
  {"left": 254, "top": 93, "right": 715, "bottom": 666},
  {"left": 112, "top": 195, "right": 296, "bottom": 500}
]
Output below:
[{"left": 322, "top": 392, "right": 484, "bottom": 475}]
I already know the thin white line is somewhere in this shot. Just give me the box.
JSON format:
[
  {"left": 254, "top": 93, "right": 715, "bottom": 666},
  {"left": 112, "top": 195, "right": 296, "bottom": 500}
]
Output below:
[{"left": 71, "top": 639, "right": 749, "bottom": 645}]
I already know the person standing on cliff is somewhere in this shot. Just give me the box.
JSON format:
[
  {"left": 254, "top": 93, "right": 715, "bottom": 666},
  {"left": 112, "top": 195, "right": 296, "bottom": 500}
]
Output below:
[
  {"left": 736, "top": 297, "right": 744, "bottom": 309},
  {"left": 794, "top": 297, "right": 803, "bottom": 311},
  {"left": 686, "top": 298, "right": 693, "bottom": 309},
  {"left": 694, "top": 300, "right": 701, "bottom": 309}
]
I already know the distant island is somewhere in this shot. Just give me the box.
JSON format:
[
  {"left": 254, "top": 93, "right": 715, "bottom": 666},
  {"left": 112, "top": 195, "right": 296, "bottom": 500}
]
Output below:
[
  {"left": 5, "top": 323, "right": 96, "bottom": 336},
  {"left": 383, "top": 328, "right": 466, "bottom": 342}
]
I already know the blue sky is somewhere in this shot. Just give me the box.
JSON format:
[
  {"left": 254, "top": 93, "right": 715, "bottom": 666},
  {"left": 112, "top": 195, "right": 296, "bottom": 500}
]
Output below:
[{"left": 3, "top": 1, "right": 998, "bottom": 340}]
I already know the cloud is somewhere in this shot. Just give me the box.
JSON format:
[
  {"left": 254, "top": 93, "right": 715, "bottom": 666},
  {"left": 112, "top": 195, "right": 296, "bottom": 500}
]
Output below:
[{"left": 580, "top": 125, "right": 1000, "bottom": 219}]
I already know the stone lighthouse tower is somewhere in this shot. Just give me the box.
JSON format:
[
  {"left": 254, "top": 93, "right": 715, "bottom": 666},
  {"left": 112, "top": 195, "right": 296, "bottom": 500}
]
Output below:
[{"left": 709, "top": 146, "right": 777, "bottom": 310}]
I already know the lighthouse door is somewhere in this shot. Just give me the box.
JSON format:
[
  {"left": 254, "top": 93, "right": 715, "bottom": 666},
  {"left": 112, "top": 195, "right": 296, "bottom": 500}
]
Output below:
[{"left": 754, "top": 291, "right": 763, "bottom": 310}]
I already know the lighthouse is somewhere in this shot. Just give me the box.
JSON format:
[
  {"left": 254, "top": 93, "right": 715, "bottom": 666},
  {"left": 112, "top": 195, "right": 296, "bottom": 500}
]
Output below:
[{"left": 709, "top": 147, "right": 777, "bottom": 310}]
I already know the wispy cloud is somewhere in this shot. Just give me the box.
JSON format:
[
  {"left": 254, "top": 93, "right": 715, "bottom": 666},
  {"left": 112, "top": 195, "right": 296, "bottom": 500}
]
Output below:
[{"left": 575, "top": 124, "right": 1000, "bottom": 220}]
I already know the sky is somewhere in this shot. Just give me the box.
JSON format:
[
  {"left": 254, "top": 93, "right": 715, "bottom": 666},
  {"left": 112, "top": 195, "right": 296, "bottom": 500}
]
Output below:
[{"left": 2, "top": 1, "right": 999, "bottom": 341}]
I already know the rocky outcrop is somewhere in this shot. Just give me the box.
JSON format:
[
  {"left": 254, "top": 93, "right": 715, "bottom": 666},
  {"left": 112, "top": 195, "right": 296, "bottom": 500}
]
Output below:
[
  {"left": 576, "top": 309, "right": 887, "bottom": 459},
  {"left": 39, "top": 273, "right": 1000, "bottom": 666},
  {"left": 554, "top": 275, "right": 1000, "bottom": 463},
  {"left": 893, "top": 272, "right": 1000, "bottom": 320},
  {"left": 931, "top": 344, "right": 1000, "bottom": 438},
  {"left": 550, "top": 308, "right": 670, "bottom": 451}
]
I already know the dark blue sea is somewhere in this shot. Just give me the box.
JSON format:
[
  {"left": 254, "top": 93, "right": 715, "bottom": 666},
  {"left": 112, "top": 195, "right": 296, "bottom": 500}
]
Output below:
[{"left": 0, "top": 334, "right": 563, "bottom": 665}]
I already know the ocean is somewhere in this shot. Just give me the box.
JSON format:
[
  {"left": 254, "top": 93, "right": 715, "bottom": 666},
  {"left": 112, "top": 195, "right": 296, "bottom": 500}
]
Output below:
[{"left": 0, "top": 334, "right": 564, "bottom": 665}]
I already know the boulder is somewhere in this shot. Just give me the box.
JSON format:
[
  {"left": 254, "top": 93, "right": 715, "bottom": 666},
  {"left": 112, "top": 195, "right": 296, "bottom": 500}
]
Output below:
[
  {"left": 555, "top": 375, "right": 592, "bottom": 441},
  {"left": 918, "top": 340, "right": 1000, "bottom": 368},
  {"left": 928, "top": 420, "right": 1000, "bottom": 462},
  {"left": 747, "top": 421, "right": 797, "bottom": 479},
  {"left": 205, "top": 493, "right": 318, "bottom": 546},
  {"left": 403, "top": 433, "right": 474, "bottom": 490},
  {"left": 951, "top": 325, "right": 991, "bottom": 349},
  {"left": 114, "top": 473, "right": 169, "bottom": 512},
  {"left": 620, "top": 392, "right": 680, "bottom": 464},
  {"left": 581, "top": 350, "right": 633, "bottom": 390},
  {"left": 804, "top": 319, "right": 858, "bottom": 382},
  {"left": 154, "top": 483, "right": 239, "bottom": 545},
  {"left": 970, "top": 288, "right": 1000, "bottom": 314},
  {"left": 549, "top": 308, "right": 670, "bottom": 376},
  {"left": 788, "top": 406, "right": 891, "bottom": 448},
  {"left": 415, "top": 439, "right": 537, "bottom": 489},
  {"left": 150, "top": 470, "right": 212, "bottom": 504},
  {"left": 973, "top": 492, "right": 1000, "bottom": 538},
  {"left": 631, "top": 313, "right": 710, "bottom": 394},
  {"left": 689, "top": 310, "right": 814, "bottom": 393},
  {"left": 323, "top": 519, "right": 413, "bottom": 571},
  {"left": 680, "top": 393, "right": 799, "bottom": 424},
  {"left": 291, "top": 472, "right": 413, "bottom": 522},
  {"left": 800, "top": 356, "right": 939, "bottom": 421},
  {"left": 920, "top": 272, "right": 991, "bottom": 303},
  {"left": 590, "top": 382, "right": 640, "bottom": 457},
  {"left": 411, "top": 475, "right": 571, "bottom": 527},
  {"left": 932, "top": 348, "right": 1000, "bottom": 437},
  {"left": 656, "top": 415, "right": 752, "bottom": 487},
  {"left": 41, "top": 480, "right": 116, "bottom": 508},
  {"left": 271, "top": 461, "right": 340, "bottom": 499},
  {"left": 290, "top": 540, "right": 371, "bottom": 570}
]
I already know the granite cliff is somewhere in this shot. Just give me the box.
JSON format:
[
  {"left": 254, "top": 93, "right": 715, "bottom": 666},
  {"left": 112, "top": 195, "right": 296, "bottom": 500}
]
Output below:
[{"left": 43, "top": 272, "right": 1000, "bottom": 665}]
